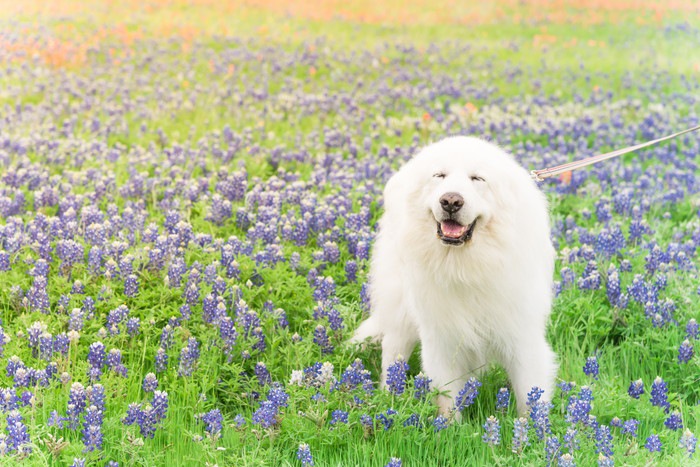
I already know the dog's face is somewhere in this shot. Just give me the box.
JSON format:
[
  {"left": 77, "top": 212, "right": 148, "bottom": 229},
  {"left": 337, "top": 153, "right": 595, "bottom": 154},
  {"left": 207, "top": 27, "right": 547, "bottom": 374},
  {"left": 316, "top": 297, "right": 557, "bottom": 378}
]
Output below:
[
  {"left": 425, "top": 164, "right": 493, "bottom": 246},
  {"left": 422, "top": 154, "right": 495, "bottom": 247},
  {"left": 388, "top": 137, "right": 521, "bottom": 249}
]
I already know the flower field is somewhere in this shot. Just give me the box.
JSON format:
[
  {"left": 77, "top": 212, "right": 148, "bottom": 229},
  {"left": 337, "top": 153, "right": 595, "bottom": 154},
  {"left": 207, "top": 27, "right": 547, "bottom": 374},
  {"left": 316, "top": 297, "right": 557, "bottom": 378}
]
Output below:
[{"left": 1, "top": 1, "right": 699, "bottom": 465}]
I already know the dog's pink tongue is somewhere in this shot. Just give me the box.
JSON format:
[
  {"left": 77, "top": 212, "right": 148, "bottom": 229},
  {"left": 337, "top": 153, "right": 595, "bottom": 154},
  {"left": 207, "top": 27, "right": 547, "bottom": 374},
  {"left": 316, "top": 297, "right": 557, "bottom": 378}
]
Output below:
[{"left": 441, "top": 220, "right": 467, "bottom": 238}]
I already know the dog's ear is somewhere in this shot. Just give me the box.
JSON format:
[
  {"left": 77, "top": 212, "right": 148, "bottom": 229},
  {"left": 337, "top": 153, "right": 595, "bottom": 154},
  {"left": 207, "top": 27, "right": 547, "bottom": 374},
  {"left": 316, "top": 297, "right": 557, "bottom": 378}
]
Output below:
[{"left": 381, "top": 162, "right": 411, "bottom": 212}]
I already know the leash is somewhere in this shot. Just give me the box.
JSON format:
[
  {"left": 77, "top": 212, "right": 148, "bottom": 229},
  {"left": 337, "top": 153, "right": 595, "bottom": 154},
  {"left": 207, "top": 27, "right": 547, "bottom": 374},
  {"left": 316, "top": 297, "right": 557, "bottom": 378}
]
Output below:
[{"left": 530, "top": 124, "right": 700, "bottom": 182}]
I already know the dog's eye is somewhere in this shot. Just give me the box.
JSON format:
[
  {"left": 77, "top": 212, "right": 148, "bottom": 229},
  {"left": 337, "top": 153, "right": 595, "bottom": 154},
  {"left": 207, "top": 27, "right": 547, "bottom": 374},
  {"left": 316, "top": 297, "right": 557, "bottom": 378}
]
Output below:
[
  {"left": 433, "top": 172, "right": 446, "bottom": 179},
  {"left": 470, "top": 175, "right": 485, "bottom": 182}
]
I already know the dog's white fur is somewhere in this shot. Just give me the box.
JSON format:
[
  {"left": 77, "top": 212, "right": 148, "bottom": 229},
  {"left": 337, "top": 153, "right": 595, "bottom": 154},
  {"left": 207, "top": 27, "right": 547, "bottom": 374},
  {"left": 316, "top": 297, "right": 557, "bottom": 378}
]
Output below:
[{"left": 351, "top": 136, "right": 557, "bottom": 414}]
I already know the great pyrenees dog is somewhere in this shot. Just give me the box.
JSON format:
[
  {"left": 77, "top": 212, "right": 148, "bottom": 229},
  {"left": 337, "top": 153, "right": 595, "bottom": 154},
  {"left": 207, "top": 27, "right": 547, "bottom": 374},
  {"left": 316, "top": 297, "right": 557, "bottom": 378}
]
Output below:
[{"left": 351, "top": 136, "right": 557, "bottom": 415}]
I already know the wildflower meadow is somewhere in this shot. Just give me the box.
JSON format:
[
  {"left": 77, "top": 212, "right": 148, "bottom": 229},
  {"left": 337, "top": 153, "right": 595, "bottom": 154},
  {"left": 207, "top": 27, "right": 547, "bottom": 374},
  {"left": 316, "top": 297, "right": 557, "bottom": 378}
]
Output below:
[{"left": 1, "top": 1, "right": 699, "bottom": 465}]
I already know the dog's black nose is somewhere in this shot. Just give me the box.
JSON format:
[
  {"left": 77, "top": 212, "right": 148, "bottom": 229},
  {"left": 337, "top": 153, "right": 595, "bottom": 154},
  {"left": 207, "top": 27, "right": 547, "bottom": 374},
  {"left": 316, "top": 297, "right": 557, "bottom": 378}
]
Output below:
[{"left": 440, "top": 192, "right": 464, "bottom": 213}]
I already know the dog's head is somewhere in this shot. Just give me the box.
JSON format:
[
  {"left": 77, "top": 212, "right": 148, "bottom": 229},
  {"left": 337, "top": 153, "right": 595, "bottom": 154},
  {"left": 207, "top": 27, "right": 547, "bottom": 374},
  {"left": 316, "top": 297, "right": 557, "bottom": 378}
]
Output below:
[{"left": 385, "top": 137, "right": 528, "bottom": 248}]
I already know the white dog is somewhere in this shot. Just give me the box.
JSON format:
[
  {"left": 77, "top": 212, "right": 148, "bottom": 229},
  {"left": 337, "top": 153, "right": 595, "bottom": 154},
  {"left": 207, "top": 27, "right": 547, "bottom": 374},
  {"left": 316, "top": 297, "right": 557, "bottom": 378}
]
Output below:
[{"left": 351, "top": 136, "right": 557, "bottom": 415}]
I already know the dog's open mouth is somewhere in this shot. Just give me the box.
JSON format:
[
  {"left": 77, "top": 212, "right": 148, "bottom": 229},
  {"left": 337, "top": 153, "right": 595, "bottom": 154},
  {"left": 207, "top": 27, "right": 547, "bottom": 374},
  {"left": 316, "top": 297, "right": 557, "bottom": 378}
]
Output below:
[{"left": 437, "top": 219, "right": 477, "bottom": 245}]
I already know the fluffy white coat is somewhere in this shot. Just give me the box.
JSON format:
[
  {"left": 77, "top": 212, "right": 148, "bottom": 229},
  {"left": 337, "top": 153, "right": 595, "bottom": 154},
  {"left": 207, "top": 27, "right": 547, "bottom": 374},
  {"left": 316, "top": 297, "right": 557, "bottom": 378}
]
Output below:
[{"left": 351, "top": 136, "right": 557, "bottom": 414}]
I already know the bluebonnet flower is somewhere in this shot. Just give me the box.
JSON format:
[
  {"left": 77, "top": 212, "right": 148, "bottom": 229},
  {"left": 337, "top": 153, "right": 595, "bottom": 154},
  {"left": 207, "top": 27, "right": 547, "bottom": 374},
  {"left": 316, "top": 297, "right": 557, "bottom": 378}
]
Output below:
[
  {"left": 566, "top": 387, "right": 593, "bottom": 425},
  {"left": 622, "top": 418, "right": 639, "bottom": 437},
  {"left": 564, "top": 427, "right": 579, "bottom": 452},
  {"left": 252, "top": 400, "right": 278, "bottom": 429},
  {"left": 496, "top": 387, "right": 510, "bottom": 411},
  {"left": 597, "top": 453, "right": 613, "bottom": 467},
  {"left": 255, "top": 362, "right": 272, "bottom": 386},
  {"left": 512, "top": 417, "right": 529, "bottom": 454},
  {"left": 545, "top": 436, "right": 561, "bottom": 466},
  {"left": 482, "top": 416, "right": 500, "bottom": 446},
  {"left": 159, "top": 325, "right": 174, "bottom": 350},
  {"left": 155, "top": 347, "right": 168, "bottom": 373},
  {"left": 142, "top": 373, "right": 158, "bottom": 393},
  {"left": 313, "top": 325, "right": 334, "bottom": 354},
  {"left": 455, "top": 377, "right": 481, "bottom": 412},
  {"left": 178, "top": 338, "right": 200, "bottom": 377},
  {"left": 678, "top": 340, "right": 694, "bottom": 363},
  {"left": 645, "top": 434, "right": 662, "bottom": 452},
  {"left": 87, "top": 341, "right": 106, "bottom": 381},
  {"left": 6, "top": 410, "right": 31, "bottom": 453},
  {"left": 345, "top": 260, "right": 357, "bottom": 282},
  {"left": 267, "top": 386, "right": 289, "bottom": 408},
  {"left": 124, "top": 274, "right": 139, "bottom": 297},
  {"left": 70, "top": 458, "right": 86, "bottom": 467},
  {"left": 664, "top": 411, "right": 683, "bottom": 431},
  {"left": 583, "top": 356, "right": 599, "bottom": 379},
  {"left": 234, "top": 414, "right": 246, "bottom": 428},
  {"left": 527, "top": 387, "right": 552, "bottom": 440},
  {"left": 376, "top": 408, "right": 397, "bottom": 430},
  {"left": 82, "top": 405, "right": 103, "bottom": 452},
  {"left": 330, "top": 410, "right": 349, "bottom": 425},
  {"left": 650, "top": 376, "right": 670, "bottom": 412},
  {"left": 403, "top": 413, "right": 421, "bottom": 429},
  {"left": 432, "top": 415, "right": 448, "bottom": 432},
  {"left": 687, "top": 319, "right": 699, "bottom": 340},
  {"left": 413, "top": 373, "right": 431, "bottom": 400},
  {"left": 297, "top": 443, "right": 314, "bottom": 466},
  {"left": 386, "top": 357, "right": 409, "bottom": 396},
  {"left": 199, "top": 409, "right": 223, "bottom": 438},
  {"left": 679, "top": 429, "right": 697, "bottom": 457},
  {"left": 384, "top": 458, "right": 401, "bottom": 467},
  {"left": 558, "top": 453, "right": 575, "bottom": 467},
  {"left": 628, "top": 379, "right": 644, "bottom": 399},
  {"left": 595, "top": 425, "right": 613, "bottom": 458},
  {"left": 107, "top": 348, "right": 128, "bottom": 377},
  {"left": 66, "top": 382, "right": 87, "bottom": 429}
]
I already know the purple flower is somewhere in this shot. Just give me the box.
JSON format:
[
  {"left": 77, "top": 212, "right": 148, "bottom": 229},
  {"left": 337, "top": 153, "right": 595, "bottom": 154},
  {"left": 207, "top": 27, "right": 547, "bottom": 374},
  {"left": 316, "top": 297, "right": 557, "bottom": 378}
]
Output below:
[
  {"left": 558, "top": 454, "right": 575, "bottom": 467},
  {"left": 297, "top": 443, "right": 314, "bottom": 466},
  {"left": 386, "top": 357, "right": 409, "bottom": 396},
  {"left": 482, "top": 416, "right": 500, "bottom": 446},
  {"left": 527, "top": 387, "right": 552, "bottom": 440},
  {"left": 628, "top": 379, "right": 644, "bottom": 399},
  {"left": 496, "top": 387, "right": 510, "bottom": 411},
  {"left": 583, "top": 356, "right": 599, "bottom": 379},
  {"left": 82, "top": 405, "right": 103, "bottom": 452},
  {"left": 124, "top": 274, "right": 139, "bottom": 297},
  {"left": 142, "top": 373, "right": 158, "bottom": 393},
  {"left": 645, "top": 434, "right": 662, "bottom": 452},
  {"left": 650, "top": 376, "right": 670, "bottom": 412},
  {"left": 678, "top": 340, "right": 694, "bottom": 364},
  {"left": 6, "top": 410, "right": 31, "bottom": 453},
  {"left": 384, "top": 458, "right": 401, "bottom": 467},
  {"left": 664, "top": 411, "right": 683, "bottom": 431},
  {"left": 313, "top": 325, "right": 334, "bottom": 354},
  {"left": 107, "top": 348, "right": 128, "bottom": 377},
  {"left": 178, "top": 338, "right": 200, "bottom": 377},
  {"left": 679, "top": 429, "right": 697, "bottom": 457},
  {"left": 512, "top": 417, "right": 529, "bottom": 454},
  {"left": 455, "top": 377, "right": 481, "bottom": 412},
  {"left": 413, "top": 373, "right": 432, "bottom": 400},
  {"left": 199, "top": 409, "right": 223, "bottom": 438},
  {"left": 622, "top": 419, "right": 639, "bottom": 437},
  {"left": 252, "top": 400, "right": 278, "bottom": 429},
  {"left": 155, "top": 347, "right": 168, "bottom": 373},
  {"left": 330, "top": 410, "right": 349, "bottom": 425},
  {"left": 66, "top": 382, "right": 87, "bottom": 429},
  {"left": 687, "top": 319, "right": 699, "bottom": 340},
  {"left": 595, "top": 425, "right": 613, "bottom": 458},
  {"left": 87, "top": 341, "right": 106, "bottom": 381},
  {"left": 255, "top": 362, "right": 272, "bottom": 386}
]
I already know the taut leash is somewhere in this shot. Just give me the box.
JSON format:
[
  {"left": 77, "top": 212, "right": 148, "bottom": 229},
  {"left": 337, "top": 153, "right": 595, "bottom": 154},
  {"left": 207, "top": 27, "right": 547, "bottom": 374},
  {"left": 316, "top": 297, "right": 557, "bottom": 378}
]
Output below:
[{"left": 530, "top": 124, "right": 700, "bottom": 182}]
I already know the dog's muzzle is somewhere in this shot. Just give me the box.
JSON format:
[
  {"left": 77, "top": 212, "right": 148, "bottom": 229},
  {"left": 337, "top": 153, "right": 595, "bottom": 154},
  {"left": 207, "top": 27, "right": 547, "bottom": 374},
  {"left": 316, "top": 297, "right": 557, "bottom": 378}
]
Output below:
[{"left": 436, "top": 218, "right": 477, "bottom": 245}]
